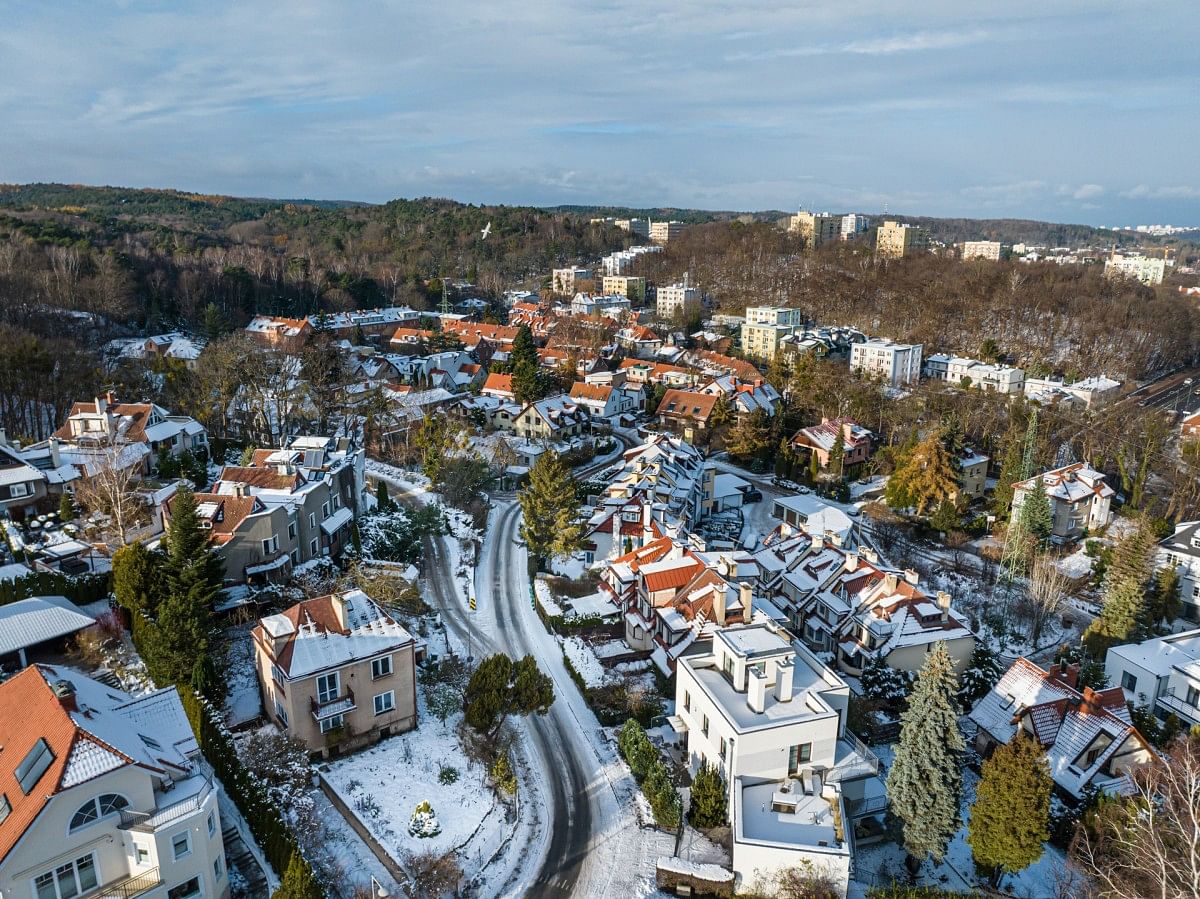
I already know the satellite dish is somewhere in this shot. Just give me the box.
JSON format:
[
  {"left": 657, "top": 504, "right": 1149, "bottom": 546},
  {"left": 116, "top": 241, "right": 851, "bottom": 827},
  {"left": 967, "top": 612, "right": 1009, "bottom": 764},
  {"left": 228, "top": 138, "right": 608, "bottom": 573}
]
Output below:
[{"left": 481, "top": 222, "right": 492, "bottom": 240}]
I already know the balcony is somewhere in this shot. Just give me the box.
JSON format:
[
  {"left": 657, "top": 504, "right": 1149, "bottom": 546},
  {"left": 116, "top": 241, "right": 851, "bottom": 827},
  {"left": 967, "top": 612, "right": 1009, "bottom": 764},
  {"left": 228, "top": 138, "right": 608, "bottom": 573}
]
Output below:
[
  {"left": 311, "top": 686, "right": 356, "bottom": 720},
  {"left": 1156, "top": 690, "right": 1200, "bottom": 725},
  {"left": 118, "top": 774, "right": 214, "bottom": 833},
  {"left": 91, "top": 868, "right": 162, "bottom": 899},
  {"left": 825, "top": 733, "right": 881, "bottom": 783}
]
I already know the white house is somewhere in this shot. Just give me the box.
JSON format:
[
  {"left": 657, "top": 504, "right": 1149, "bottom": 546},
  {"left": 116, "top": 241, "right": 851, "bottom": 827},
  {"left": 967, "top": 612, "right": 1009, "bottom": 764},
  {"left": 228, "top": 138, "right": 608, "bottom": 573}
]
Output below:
[
  {"left": 1158, "top": 520, "right": 1200, "bottom": 625},
  {"left": 671, "top": 623, "right": 882, "bottom": 896},
  {"left": 1105, "top": 629, "right": 1200, "bottom": 729},
  {"left": 1011, "top": 462, "right": 1113, "bottom": 545},
  {"left": 849, "top": 340, "right": 923, "bottom": 387},
  {"left": 0, "top": 665, "right": 229, "bottom": 899}
]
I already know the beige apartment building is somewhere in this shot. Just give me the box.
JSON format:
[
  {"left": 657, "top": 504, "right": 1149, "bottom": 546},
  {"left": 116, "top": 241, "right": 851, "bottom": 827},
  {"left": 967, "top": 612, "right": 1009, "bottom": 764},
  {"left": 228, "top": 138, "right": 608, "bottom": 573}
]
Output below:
[
  {"left": 787, "top": 211, "right": 841, "bottom": 248},
  {"left": 961, "top": 240, "right": 1004, "bottom": 261},
  {"left": 254, "top": 590, "right": 420, "bottom": 756},
  {"left": 649, "top": 221, "right": 686, "bottom": 243},
  {"left": 876, "top": 220, "right": 930, "bottom": 258},
  {"left": 602, "top": 275, "right": 647, "bottom": 302},
  {"left": 654, "top": 282, "right": 701, "bottom": 320},
  {"left": 552, "top": 267, "right": 592, "bottom": 294},
  {"left": 741, "top": 306, "right": 806, "bottom": 360}
]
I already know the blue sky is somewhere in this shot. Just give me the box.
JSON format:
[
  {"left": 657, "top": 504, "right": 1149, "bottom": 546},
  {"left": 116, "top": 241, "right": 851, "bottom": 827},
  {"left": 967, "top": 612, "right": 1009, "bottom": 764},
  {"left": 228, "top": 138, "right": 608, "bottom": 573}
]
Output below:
[{"left": 1, "top": 1, "right": 1197, "bottom": 225}]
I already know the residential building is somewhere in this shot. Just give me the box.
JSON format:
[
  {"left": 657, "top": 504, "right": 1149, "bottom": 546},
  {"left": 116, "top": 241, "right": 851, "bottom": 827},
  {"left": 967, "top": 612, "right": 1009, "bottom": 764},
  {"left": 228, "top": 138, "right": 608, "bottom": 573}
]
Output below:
[
  {"left": 0, "top": 665, "right": 229, "bottom": 899},
  {"left": 1106, "top": 629, "right": 1200, "bottom": 728},
  {"left": 618, "top": 358, "right": 698, "bottom": 388},
  {"left": 603, "top": 434, "right": 716, "bottom": 528},
  {"left": 954, "top": 448, "right": 990, "bottom": 505},
  {"left": 52, "top": 393, "right": 209, "bottom": 466},
  {"left": 654, "top": 282, "right": 701, "bottom": 320},
  {"left": 551, "top": 267, "right": 592, "bottom": 295},
  {"left": 254, "top": 590, "right": 419, "bottom": 756},
  {"left": 1105, "top": 253, "right": 1167, "bottom": 286},
  {"left": 0, "top": 442, "right": 48, "bottom": 520},
  {"left": 849, "top": 340, "right": 923, "bottom": 387},
  {"left": 601, "top": 275, "right": 647, "bottom": 302},
  {"left": 506, "top": 395, "right": 589, "bottom": 443},
  {"left": 923, "top": 354, "right": 1025, "bottom": 394},
  {"left": 745, "top": 306, "right": 806, "bottom": 328},
  {"left": 968, "top": 659, "right": 1154, "bottom": 800},
  {"left": 246, "top": 308, "right": 421, "bottom": 351},
  {"left": 481, "top": 372, "right": 516, "bottom": 401},
  {"left": 649, "top": 221, "right": 686, "bottom": 243},
  {"left": 961, "top": 240, "right": 1005, "bottom": 261},
  {"left": 441, "top": 320, "right": 521, "bottom": 355},
  {"left": 787, "top": 211, "right": 841, "bottom": 248},
  {"left": 601, "top": 246, "right": 661, "bottom": 276},
  {"left": 875, "top": 220, "right": 929, "bottom": 258},
  {"left": 671, "top": 623, "right": 884, "bottom": 896},
  {"left": 568, "top": 382, "right": 638, "bottom": 425},
  {"left": 740, "top": 307, "right": 805, "bottom": 361},
  {"left": 615, "top": 218, "right": 650, "bottom": 238},
  {"left": 1062, "top": 376, "right": 1122, "bottom": 408},
  {"left": 244, "top": 315, "right": 312, "bottom": 352},
  {"left": 789, "top": 418, "right": 873, "bottom": 470},
  {"left": 657, "top": 389, "right": 719, "bottom": 441},
  {"left": 1011, "top": 463, "right": 1113, "bottom": 545},
  {"left": 685, "top": 350, "right": 763, "bottom": 383},
  {"left": 698, "top": 375, "right": 779, "bottom": 419},
  {"left": 1181, "top": 410, "right": 1200, "bottom": 440},
  {"left": 770, "top": 494, "right": 856, "bottom": 546},
  {"left": 1157, "top": 520, "right": 1200, "bottom": 624},
  {"left": 840, "top": 214, "right": 871, "bottom": 241},
  {"left": 571, "top": 293, "right": 631, "bottom": 317}
]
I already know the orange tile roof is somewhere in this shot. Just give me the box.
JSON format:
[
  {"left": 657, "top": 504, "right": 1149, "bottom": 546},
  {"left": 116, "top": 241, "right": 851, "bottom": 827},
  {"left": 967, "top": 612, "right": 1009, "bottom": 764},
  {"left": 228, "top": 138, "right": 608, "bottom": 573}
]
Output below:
[
  {"left": 643, "top": 557, "right": 705, "bottom": 592},
  {"left": 569, "top": 382, "right": 612, "bottom": 402},
  {"left": 442, "top": 320, "right": 520, "bottom": 343},
  {"left": 482, "top": 373, "right": 514, "bottom": 395},
  {"left": 165, "top": 492, "right": 262, "bottom": 538},
  {"left": 219, "top": 465, "right": 306, "bottom": 492},
  {"left": 53, "top": 400, "right": 154, "bottom": 443},
  {"left": 658, "top": 389, "right": 718, "bottom": 421},
  {"left": 390, "top": 327, "right": 434, "bottom": 342}
]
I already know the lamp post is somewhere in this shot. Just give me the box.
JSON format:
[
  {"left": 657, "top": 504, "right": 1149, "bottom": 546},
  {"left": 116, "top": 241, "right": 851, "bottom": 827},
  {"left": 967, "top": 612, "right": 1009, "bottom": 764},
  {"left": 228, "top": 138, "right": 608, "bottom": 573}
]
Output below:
[{"left": 369, "top": 876, "right": 390, "bottom": 899}]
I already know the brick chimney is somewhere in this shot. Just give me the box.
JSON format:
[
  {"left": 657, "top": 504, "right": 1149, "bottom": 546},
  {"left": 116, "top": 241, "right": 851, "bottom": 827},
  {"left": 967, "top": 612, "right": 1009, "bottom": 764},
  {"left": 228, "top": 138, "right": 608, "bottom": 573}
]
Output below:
[
  {"left": 935, "top": 591, "right": 952, "bottom": 623},
  {"left": 739, "top": 582, "right": 753, "bottom": 622}
]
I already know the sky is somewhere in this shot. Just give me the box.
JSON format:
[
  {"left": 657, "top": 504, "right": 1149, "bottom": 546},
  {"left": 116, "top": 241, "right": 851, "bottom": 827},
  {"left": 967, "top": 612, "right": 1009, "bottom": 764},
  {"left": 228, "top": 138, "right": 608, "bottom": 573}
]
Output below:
[{"left": 1, "top": 1, "right": 1197, "bottom": 225}]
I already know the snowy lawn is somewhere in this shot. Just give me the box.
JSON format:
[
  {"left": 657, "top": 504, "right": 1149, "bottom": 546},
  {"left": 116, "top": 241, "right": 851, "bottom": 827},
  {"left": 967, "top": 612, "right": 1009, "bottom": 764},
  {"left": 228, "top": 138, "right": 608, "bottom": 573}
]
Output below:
[
  {"left": 321, "top": 720, "right": 500, "bottom": 863},
  {"left": 534, "top": 579, "right": 564, "bottom": 617},
  {"left": 221, "top": 623, "right": 262, "bottom": 727},
  {"left": 563, "top": 589, "right": 620, "bottom": 618},
  {"left": 563, "top": 636, "right": 610, "bottom": 688}
]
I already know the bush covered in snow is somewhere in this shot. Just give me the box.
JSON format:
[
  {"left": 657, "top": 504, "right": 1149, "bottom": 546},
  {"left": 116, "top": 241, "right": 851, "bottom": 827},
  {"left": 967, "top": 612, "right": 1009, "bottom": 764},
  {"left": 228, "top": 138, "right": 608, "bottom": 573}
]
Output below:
[
  {"left": 358, "top": 504, "right": 446, "bottom": 565},
  {"left": 860, "top": 656, "right": 913, "bottom": 702},
  {"left": 408, "top": 800, "right": 442, "bottom": 838}
]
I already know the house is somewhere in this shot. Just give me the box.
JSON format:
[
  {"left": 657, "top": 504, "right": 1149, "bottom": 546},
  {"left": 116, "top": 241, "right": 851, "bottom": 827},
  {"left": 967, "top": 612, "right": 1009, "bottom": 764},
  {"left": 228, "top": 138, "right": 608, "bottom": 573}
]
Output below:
[
  {"left": 1106, "top": 629, "right": 1200, "bottom": 729},
  {"left": 0, "top": 596, "right": 97, "bottom": 668},
  {"left": 1011, "top": 462, "right": 1114, "bottom": 545},
  {"left": 138, "top": 332, "right": 207, "bottom": 369},
  {"left": 481, "top": 372, "right": 516, "bottom": 401},
  {"left": 551, "top": 267, "right": 591, "bottom": 295},
  {"left": 571, "top": 293, "right": 630, "bottom": 317},
  {"left": 968, "top": 658, "right": 1155, "bottom": 800},
  {"left": 388, "top": 327, "right": 435, "bottom": 350},
  {"left": 685, "top": 350, "right": 762, "bottom": 383},
  {"left": 1063, "top": 376, "right": 1122, "bottom": 409},
  {"left": 699, "top": 376, "right": 780, "bottom": 418},
  {"left": 245, "top": 315, "right": 313, "bottom": 352},
  {"left": 440, "top": 320, "right": 521, "bottom": 354},
  {"left": 0, "top": 664, "right": 229, "bottom": 899},
  {"left": 1158, "top": 520, "right": 1200, "bottom": 624},
  {"left": 657, "top": 389, "right": 719, "bottom": 441},
  {"left": 790, "top": 418, "right": 873, "bottom": 470},
  {"left": 604, "top": 435, "right": 717, "bottom": 528},
  {"left": 770, "top": 495, "right": 856, "bottom": 545},
  {"left": 1181, "top": 410, "right": 1200, "bottom": 440},
  {"left": 53, "top": 394, "right": 208, "bottom": 463},
  {"left": 568, "top": 382, "right": 637, "bottom": 425},
  {"left": 505, "top": 395, "right": 589, "bottom": 443},
  {"left": 254, "top": 590, "right": 419, "bottom": 756},
  {"left": 618, "top": 358, "right": 698, "bottom": 388},
  {"left": 0, "top": 442, "right": 48, "bottom": 520},
  {"left": 954, "top": 448, "right": 990, "bottom": 505},
  {"left": 584, "top": 497, "right": 668, "bottom": 564},
  {"left": 615, "top": 324, "right": 664, "bottom": 359},
  {"left": 671, "top": 623, "right": 884, "bottom": 896},
  {"left": 923, "top": 354, "right": 1025, "bottom": 394}
]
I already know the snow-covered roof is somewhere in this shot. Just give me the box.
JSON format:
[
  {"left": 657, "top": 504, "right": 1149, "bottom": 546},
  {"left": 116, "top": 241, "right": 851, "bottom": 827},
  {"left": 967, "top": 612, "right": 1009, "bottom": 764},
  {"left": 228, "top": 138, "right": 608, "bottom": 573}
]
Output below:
[
  {"left": 1108, "top": 628, "right": 1200, "bottom": 679},
  {"left": 0, "top": 596, "right": 95, "bottom": 656}
]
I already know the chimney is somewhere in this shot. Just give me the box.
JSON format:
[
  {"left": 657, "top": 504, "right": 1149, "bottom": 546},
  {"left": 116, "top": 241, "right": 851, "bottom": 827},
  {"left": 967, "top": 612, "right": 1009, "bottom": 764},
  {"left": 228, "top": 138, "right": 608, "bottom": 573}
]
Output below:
[
  {"left": 861, "top": 547, "right": 879, "bottom": 565},
  {"left": 51, "top": 679, "right": 78, "bottom": 713},
  {"left": 845, "top": 552, "right": 859, "bottom": 572},
  {"left": 883, "top": 573, "right": 899, "bottom": 594},
  {"left": 95, "top": 395, "right": 108, "bottom": 414},
  {"left": 0, "top": 428, "right": 6, "bottom": 447},
  {"left": 936, "top": 590, "right": 952, "bottom": 623},
  {"left": 233, "top": 483, "right": 248, "bottom": 498},
  {"left": 747, "top": 668, "right": 767, "bottom": 714},
  {"left": 739, "top": 582, "right": 753, "bottom": 622},
  {"left": 330, "top": 592, "right": 351, "bottom": 630},
  {"left": 903, "top": 568, "right": 920, "bottom": 586},
  {"left": 1062, "top": 663, "right": 1081, "bottom": 689},
  {"left": 48, "top": 437, "right": 61, "bottom": 469},
  {"left": 105, "top": 390, "right": 116, "bottom": 406},
  {"left": 713, "top": 584, "right": 727, "bottom": 627},
  {"left": 775, "top": 658, "right": 795, "bottom": 702}
]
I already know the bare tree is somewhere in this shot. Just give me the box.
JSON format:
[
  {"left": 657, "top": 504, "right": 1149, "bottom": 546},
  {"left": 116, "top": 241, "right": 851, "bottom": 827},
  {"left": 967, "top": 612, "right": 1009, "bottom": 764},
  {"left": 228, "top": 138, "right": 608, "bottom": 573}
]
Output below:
[
  {"left": 403, "top": 850, "right": 462, "bottom": 899},
  {"left": 74, "top": 442, "right": 149, "bottom": 547},
  {"left": 1019, "top": 552, "right": 1070, "bottom": 647},
  {"left": 1072, "top": 734, "right": 1200, "bottom": 899}
]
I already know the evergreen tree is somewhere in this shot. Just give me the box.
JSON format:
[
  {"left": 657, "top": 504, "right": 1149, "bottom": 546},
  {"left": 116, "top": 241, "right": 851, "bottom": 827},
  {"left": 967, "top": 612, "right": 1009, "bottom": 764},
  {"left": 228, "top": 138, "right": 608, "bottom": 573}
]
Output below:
[
  {"left": 201, "top": 302, "right": 228, "bottom": 342},
  {"left": 992, "top": 418, "right": 1027, "bottom": 518},
  {"left": 828, "top": 427, "right": 846, "bottom": 479},
  {"left": 1084, "top": 521, "right": 1155, "bottom": 654},
  {"left": 272, "top": 852, "right": 323, "bottom": 899},
  {"left": 958, "top": 643, "right": 1004, "bottom": 708},
  {"left": 58, "top": 491, "right": 75, "bottom": 522},
  {"left": 166, "top": 486, "right": 224, "bottom": 590},
  {"left": 886, "top": 642, "right": 965, "bottom": 864},
  {"left": 375, "top": 480, "right": 393, "bottom": 512},
  {"left": 709, "top": 394, "right": 734, "bottom": 430},
  {"left": 725, "top": 409, "right": 770, "bottom": 463},
  {"left": 464, "top": 653, "right": 554, "bottom": 740},
  {"left": 885, "top": 430, "right": 960, "bottom": 516},
  {"left": 618, "top": 719, "right": 655, "bottom": 779},
  {"left": 967, "top": 733, "right": 1051, "bottom": 884},
  {"left": 112, "top": 542, "right": 163, "bottom": 614},
  {"left": 414, "top": 414, "right": 452, "bottom": 483},
  {"left": 510, "top": 325, "right": 543, "bottom": 405},
  {"left": 518, "top": 451, "right": 584, "bottom": 564},
  {"left": 1149, "top": 564, "right": 1181, "bottom": 628},
  {"left": 929, "top": 499, "right": 961, "bottom": 534},
  {"left": 1017, "top": 477, "right": 1053, "bottom": 543},
  {"left": 688, "top": 761, "right": 728, "bottom": 828},
  {"left": 808, "top": 448, "right": 820, "bottom": 484}
]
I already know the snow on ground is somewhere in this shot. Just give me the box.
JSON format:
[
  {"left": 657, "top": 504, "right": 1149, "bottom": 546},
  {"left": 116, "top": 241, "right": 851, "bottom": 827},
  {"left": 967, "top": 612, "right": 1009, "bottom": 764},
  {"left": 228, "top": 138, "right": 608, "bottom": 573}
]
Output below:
[
  {"left": 550, "top": 552, "right": 589, "bottom": 579},
  {"left": 1057, "top": 548, "right": 1094, "bottom": 579},
  {"left": 534, "top": 578, "right": 564, "bottom": 617},
  {"left": 563, "top": 636, "right": 609, "bottom": 688},
  {"left": 306, "top": 787, "right": 402, "bottom": 895},
  {"left": 562, "top": 589, "right": 619, "bottom": 618},
  {"left": 594, "top": 639, "right": 634, "bottom": 660},
  {"left": 321, "top": 719, "right": 501, "bottom": 863},
  {"left": 221, "top": 623, "right": 262, "bottom": 727}
]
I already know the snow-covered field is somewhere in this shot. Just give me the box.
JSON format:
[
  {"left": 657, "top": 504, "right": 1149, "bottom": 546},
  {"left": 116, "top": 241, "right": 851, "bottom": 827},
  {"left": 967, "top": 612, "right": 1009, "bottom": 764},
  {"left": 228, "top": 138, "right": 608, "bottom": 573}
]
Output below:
[
  {"left": 563, "top": 636, "right": 609, "bottom": 688},
  {"left": 221, "top": 623, "right": 262, "bottom": 727}
]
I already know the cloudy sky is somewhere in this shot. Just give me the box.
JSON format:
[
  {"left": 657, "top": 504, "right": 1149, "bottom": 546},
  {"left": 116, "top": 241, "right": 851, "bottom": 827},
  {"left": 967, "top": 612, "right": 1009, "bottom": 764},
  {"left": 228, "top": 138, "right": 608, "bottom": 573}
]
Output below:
[{"left": 2, "top": 1, "right": 1197, "bottom": 224}]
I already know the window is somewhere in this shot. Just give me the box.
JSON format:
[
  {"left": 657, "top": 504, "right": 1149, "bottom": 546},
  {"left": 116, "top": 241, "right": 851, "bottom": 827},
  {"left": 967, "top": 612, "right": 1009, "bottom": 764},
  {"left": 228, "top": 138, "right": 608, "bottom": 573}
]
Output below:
[
  {"left": 719, "top": 738, "right": 727, "bottom": 761},
  {"left": 69, "top": 793, "right": 129, "bottom": 831},
  {"left": 319, "top": 714, "right": 343, "bottom": 734},
  {"left": 16, "top": 738, "right": 55, "bottom": 794},
  {"left": 271, "top": 663, "right": 287, "bottom": 687},
  {"left": 261, "top": 535, "right": 278, "bottom": 556},
  {"left": 701, "top": 714, "right": 709, "bottom": 737},
  {"left": 35, "top": 853, "right": 98, "bottom": 899},
  {"left": 290, "top": 549, "right": 300, "bottom": 566},
  {"left": 316, "top": 673, "right": 339, "bottom": 704},
  {"left": 1188, "top": 685, "right": 1200, "bottom": 708},
  {"left": 10, "top": 482, "right": 29, "bottom": 498},
  {"left": 214, "top": 856, "right": 224, "bottom": 880},
  {"left": 788, "top": 742, "right": 812, "bottom": 773},
  {"left": 140, "top": 734, "right": 162, "bottom": 750},
  {"left": 374, "top": 691, "right": 395, "bottom": 716},
  {"left": 322, "top": 501, "right": 330, "bottom": 519},
  {"left": 371, "top": 656, "right": 393, "bottom": 680},
  {"left": 310, "top": 538, "right": 318, "bottom": 556},
  {"left": 1121, "top": 671, "right": 1138, "bottom": 693},
  {"left": 167, "top": 876, "right": 202, "bottom": 899},
  {"left": 683, "top": 691, "right": 690, "bottom": 712},
  {"left": 207, "top": 812, "right": 216, "bottom": 837},
  {"left": 0, "top": 793, "right": 8, "bottom": 826},
  {"left": 274, "top": 698, "right": 289, "bottom": 727},
  {"left": 135, "top": 843, "right": 151, "bottom": 865},
  {"left": 332, "top": 493, "right": 341, "bottom": 510},
  {"left": 172, "top": 830, "right": 191, "bottom": 860},
  {"left": 288, "top": 521, "right": 297, "bottom": 541}
]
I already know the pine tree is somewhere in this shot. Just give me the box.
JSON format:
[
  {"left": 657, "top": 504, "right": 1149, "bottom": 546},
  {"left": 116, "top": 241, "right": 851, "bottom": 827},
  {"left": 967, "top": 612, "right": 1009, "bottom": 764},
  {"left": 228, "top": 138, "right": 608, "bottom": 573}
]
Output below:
[
  {"left": 112, "top": 542, "right": 163, "bottom": 614},
  {"left": 1084, "top": 521, "right": 1155, "bottom": 654},
  {"left": 510, "top": 325, "right": 542, "bottom": 405},
  {"left": 992, "top": 418, "right": 1026, "bottom": 518},
  {"left": 618, "top": 719, "right": 655, "bottom": 780},
  {"left": 929, "top": 499, "right": 961, "bottom": 534},
  {"left": 518, "top": 451, "right": 584, "bottom": 564},
  {"left": 375, "top": 480, "right": 393, "bottom": 512},
  {"left": 688, "top": 761, "right": 728, "bottom": 828},
  {"left": 272, "top": 852, "right": 323, "bottom": 899},
  {"left": 1017, "top": 477, "right": 1053, "bottom": 542},
  {"left": 886, "top": 430, "right": 960, "bottom": 516},
  {"left": 886, "top": 642, "right": 965, "bottom": 864},
  {"left": 828, "top": 427, "right": 846, "bottom": 479},
  {"left": 725, "top": 409, "right": 770, "bottom": 463},
  {"left": 1149, "top": 564, "right": 1181, "bottom": 627},
  {"left": 201, "top": 302, "right": 228, "bottom": 342},
  {"left": 967, "top": 733, "right": 1051, "bottom": 884},
  {"left": 58, "top": 491, "right": 74, "bottom": 522},
  {"left": 958, "top": 643, "right": 1004, "bottom": 708},
  {"left": 414, "top": 414, "right": 452, "bottom": 483}
]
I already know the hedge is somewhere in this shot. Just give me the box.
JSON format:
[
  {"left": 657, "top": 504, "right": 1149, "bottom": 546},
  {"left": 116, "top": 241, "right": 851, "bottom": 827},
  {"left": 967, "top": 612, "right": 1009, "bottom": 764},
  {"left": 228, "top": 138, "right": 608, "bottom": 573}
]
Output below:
[{"left": 0, "top": 570, "right": 111, "bottom": 607}]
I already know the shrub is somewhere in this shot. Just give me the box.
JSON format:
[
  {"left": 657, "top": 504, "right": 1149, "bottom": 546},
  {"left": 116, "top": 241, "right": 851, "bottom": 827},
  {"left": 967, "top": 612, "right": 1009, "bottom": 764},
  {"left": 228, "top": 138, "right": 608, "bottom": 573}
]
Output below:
[
  {"left": 438, "top": 765, "right": 459, "bottom": 785},
  {"left": 490, "top": 754, "right": 517, "bottom": 796}
]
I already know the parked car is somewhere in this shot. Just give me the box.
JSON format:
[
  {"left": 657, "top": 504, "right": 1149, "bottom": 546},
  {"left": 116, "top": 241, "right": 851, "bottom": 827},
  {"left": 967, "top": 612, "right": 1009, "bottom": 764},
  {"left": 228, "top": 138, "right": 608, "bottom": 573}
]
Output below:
[{"left": 742, "top": 487, "right": 763, "bottom": 503}]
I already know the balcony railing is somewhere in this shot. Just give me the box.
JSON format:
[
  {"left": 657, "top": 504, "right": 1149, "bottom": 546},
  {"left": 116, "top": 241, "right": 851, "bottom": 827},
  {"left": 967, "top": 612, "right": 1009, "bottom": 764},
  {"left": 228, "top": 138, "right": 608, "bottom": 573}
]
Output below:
[
  {"left": 1156, "top": 690, "right": 1200, "bottom": 722},
  {"left": 118, "top": 776, "right": 213, "bottom": 832},
  {"left": 311, "top": 686, "right": 356, "bottom": 720},
  {"left": 91, "top": 868, "right": 162, "bottom": 899}
]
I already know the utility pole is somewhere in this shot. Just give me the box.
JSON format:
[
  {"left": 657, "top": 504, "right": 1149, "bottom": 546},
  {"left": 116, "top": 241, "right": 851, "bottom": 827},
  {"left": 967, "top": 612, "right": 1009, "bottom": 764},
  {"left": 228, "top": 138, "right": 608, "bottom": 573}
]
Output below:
[{"left": 999, "top": 407, "right": 1039, "bottom": 594}]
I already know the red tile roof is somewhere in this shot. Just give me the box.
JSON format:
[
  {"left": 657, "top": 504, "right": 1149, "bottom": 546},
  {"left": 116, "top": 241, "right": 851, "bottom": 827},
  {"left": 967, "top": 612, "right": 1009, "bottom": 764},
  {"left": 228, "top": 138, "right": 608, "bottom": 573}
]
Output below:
[
  {"left": 482, "top": 373, "right": 515, "bottom": 395},
  {"left": 658, "top": 389, "right": 718, "bottom": 421}
]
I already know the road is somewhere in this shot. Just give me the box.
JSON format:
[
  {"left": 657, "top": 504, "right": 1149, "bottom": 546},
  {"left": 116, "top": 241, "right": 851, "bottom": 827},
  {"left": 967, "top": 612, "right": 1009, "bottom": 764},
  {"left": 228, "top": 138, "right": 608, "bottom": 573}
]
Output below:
[{"left": 1125, "top": 365, "right": 1200, "bottom": 412}]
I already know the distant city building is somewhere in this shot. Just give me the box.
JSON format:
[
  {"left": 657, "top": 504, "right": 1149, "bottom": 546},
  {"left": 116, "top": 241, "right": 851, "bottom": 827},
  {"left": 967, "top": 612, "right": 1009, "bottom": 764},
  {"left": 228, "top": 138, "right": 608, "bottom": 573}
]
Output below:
[
  {"left": 654, "top": 280, "right": 701, "bottom": 320},
  {"left": 601, "top": 275, "right": 647, "bottom": 302},
  {"left": 1105, "top": 253, "right": 1167, "bottom": 286},
  {"left": 570, "top": 293, "right": 631, "bottom": 317},
  {"left": 875, "top": 220, "right": 930, "bottom": 258},
  {"left": 850, "top": 339, "right": 923, "bottom": 386},
  {"left": 841, "top": 213, "right": 871, "bottom": 240},
  {"left": 601, "top": 245, "right": 661, "bottom": 276},
  {"left": 923, "top": 354, "right": 1025, "bottom": 394},
  {"left": 962, "top": 240, "right": 1005, "bottom": 261},
  {"left": 787, "top": 210, "right": 841, "bottom": 248},
  {"left": 740, "top": 306, "right": 806, "bottom": 360},
  {"left": 551, "top": 267, "right": 592, "bottom": 294},
  {"left": 649, "top": 221, "right": 686, "bottom": 243},
  {"left": 615, "top": 218, "right": 650, "bottom": 238}
]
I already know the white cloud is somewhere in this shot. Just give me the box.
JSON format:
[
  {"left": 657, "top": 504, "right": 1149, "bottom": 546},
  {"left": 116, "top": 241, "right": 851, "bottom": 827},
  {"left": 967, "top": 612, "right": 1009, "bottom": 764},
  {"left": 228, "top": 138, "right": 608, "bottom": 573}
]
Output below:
[
  {"left": 1121, "top": 184, "right": 1200, "bottom": 200},
  {"left": 1073, "top": 184, "right": 1106, "bottom": 200},
  {"left": 725, "top": 28, "right": 991, "bottom": 62}
]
